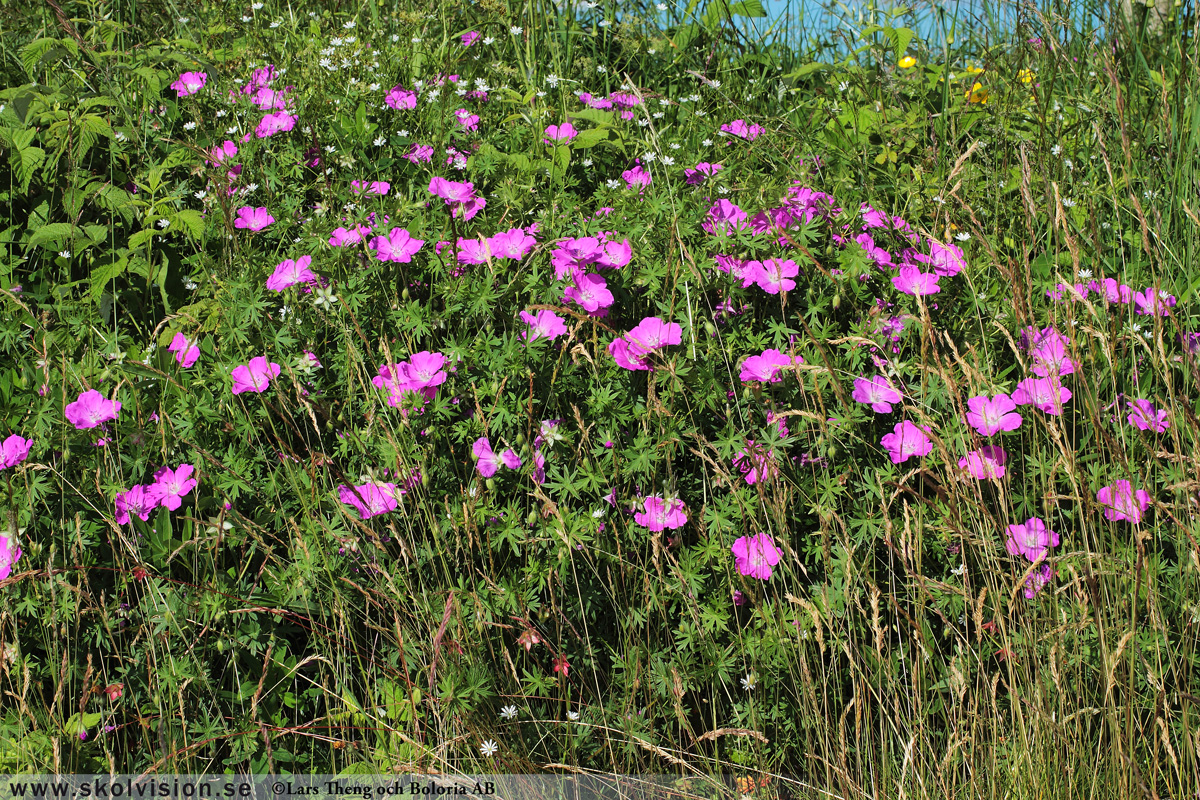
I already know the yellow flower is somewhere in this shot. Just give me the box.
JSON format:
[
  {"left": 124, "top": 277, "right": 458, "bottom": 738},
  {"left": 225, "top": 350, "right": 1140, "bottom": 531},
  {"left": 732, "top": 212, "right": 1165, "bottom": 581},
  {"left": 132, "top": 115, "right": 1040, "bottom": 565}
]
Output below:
[
  {"left": 1018, "top": 69, "right": 1034, "bottom": 84},
  {"left": 965, "top": 64, "right": 984, "bottom": 75},
  {"left": 965, "top": 81, "right": 990, "bottom": 103},
  {"left": 898, "top": 55, "right": 917, "bottom": 69}
]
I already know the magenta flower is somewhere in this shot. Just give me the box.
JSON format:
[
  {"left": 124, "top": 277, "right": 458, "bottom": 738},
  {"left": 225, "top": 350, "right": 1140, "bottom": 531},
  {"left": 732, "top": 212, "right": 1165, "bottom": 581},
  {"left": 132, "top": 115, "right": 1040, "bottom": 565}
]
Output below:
[
  {"left": 627, "top": 317, "right": 683, "bottom": 353},
  {"left": 926, "top": 240, "right": 966, "bottom": 277},
  {"left": 255, "top": 111, "right": 297, "bottom": 138},
  {"left": 635, "top": 497, "right": 687, "bottom": 531},
  {"left": 740, "top": 349, "right": 797, "bottom": 383},
  {"left": 473, "top": 437, "right": 521, "bottom": 477},
  {"left": 114, "top": 485, "right": 161, "bottom": 525},
  {"left": 373, "top": 354, "right": 446, "bottom": 410},
  {"left": 520, "top": 310, "right": 568, "bottom": 343},
  {"left": 454, "top": 108, "right": 479, "bottom": 131},
  {"left": 1005, "top": 517, "right": 1059, "bottom": 562},
  {"left": 965, "top": 394, "right": 1023, "bottom": 436},
  {"left": 405, "top": 143, "right": 434, "bottom": 163},
  {"left": 892, "top": 265, "right": 941, "bottom": 296},
  {"left": 622, "top": 164, "right": 652, "bottom": 191},
  {"left": 719, "top": 119, "right": 765, "bottom": 141},
  {"left": 880, "top": 421, "right": 933, "bottom": 463},
  {"left": 684, "top": 162, "right": 722, "bottom": 185},
  {"left": 854, "top": 233, "right": 894, "bottom": 268},
  {"left": 328, "top": 225, "right": 371, "bottom": 247},
  {"left": 386, "top": 86, "right": 418, "bottom": 110},
  {"left": 1011, "top": 377, "right": 1071, "bottom": 416},
  {"left": 552, "top": 237, "right": 602, "bottom": 280},
  {"left": 65, "top": 390, "right": 121, "bottom": 429},
  {"left": 1133, "top": 288, "right": 1175, "bottom": 316},
  {"left": 488, "top": 228, "right": 537, "bottom": 261},
  {"left": 170, "top": 71, "right": 207, "bottom": 97},
  {"left": 564, "top": 272, "right": 614, "bottom": 313},
  {"left": 152, "top": 464, "right": 197, "bottom": 511},
  {"left": 1126, "top": 399, "right": 1169, "bottom": 432},
  {"left": 851, "top": 376, "right": 903, "bottom": 413},
  {"left": 609, "top": 338, "right": 650, "bottom": 371},
  {"left": 371, "top": 228, "right": 425, "bottom": 263},
  {"left": 251, "top": 87, "right": 292, "bottom": 111},
  {"left": 461, "top": 31, "right": 481, "bottom": 46},
  {"left": 234, "top": 206, "right": 274, "bottom": 232},
  {"left": 208, "top": 140, "right": 238, "bottom": 165},
  {"left": 351, "top": 180, "right": 390, "bottom": 196},
  {"left": 1096, "top": 480, "right": 1151, "bottom": 524},
  {"left": 1029, "top": 331, "right": 1075, "bottom": 377},
  {"left": 230, "top": 357, "right": 281, "bottom": 395},
  {"left": 168, "top": 333, "right": 201, "bottom": 368},
  {"left": 1023, "top": 563, "right": 1055, "bottom": 600},
  {"left": 544, "top": 123, "right": 578, "bottom": 144},
  {"left": 730, "top": 534, "right": 782, "bottom": 580},
  {"left": 456, "top": 237, "right": 491, "bottom": 265},
  {"left": 958, "top": 445, "right": 1007, "bottom": 479},
  {"left": 0, "top": 527, "right": 21, "bottom": 581},
  {"left": 596, "top": 238, "right": 632, "bottom": 269},
  {"left": 702, "top": 200, "right": 750, "bottom": 237},
  {"left": 754, "top": 258, "right": 799, "bottom": 294},
  {"left": 338, "top": 483, "right": 400, "bottom": 519},
  {"left": 266, "top": 255, "right": 317, "bottom": 291},
  {"left": 733, "top": 442, "right": 778, "bottom": 485},
  {"left": 0, "top": 434, "right": 32, "bottom": 470},
  {"left": 428, "top": 177, "right": 485, "bottom": 220}
]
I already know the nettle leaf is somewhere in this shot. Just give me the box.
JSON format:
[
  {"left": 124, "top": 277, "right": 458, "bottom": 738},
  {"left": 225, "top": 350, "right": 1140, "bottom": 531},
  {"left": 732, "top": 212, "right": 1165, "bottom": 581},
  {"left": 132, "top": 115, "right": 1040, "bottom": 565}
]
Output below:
[
  {"left": 26, "top": 222, "right": 74, "bottom": 250},
  {"left": 171, "top": 209, "right": 205, "bottom": 239},
  {"left": 571, "top": 128, "right": 609, "bottom": 149}
]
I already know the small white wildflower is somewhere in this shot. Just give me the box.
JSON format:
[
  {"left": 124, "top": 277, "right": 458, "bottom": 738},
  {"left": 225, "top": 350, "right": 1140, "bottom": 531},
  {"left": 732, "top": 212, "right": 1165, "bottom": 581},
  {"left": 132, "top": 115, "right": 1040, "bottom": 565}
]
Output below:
[
  {"left": 391, "top": 34, "right": 400, "bottom": 42},
  {"left": 183, "top": 121, "right": 197, "bottom": 131},
  {"left": 500, "top": 705, "right": 518, "bottom": 720},
  {"left": 194, "top": 190, "right": 207, "bottom": 199},
  {"left": 58, "top": 250, "right": 71, "bottom": 259},
  {"left": 1062, "top": 198, "right": 1076, "bottom": 208},
  {"left": 251, "top": 1, "right": 263, "bottom": 8},
  {"left": 598, "top": 19, "right": 611, "bottom": 26},
  {"left": 511, "top": 26, "right": 523, "bottom": 34},
  {"left": 597, "top": 65, "right": 607, "bottom": 74},
  {"left": 483, "top": 36, "right": 495, "bottom": 45},
  {"left": 324, "top": 145, "right": 336, "bottom": 153},
  {"left": 225, "top": 125, "right": 238, "bottom": 134},
  {"left": 343, "top": 18, "right": 356, "bottom": 28},
  {"left": 244, "top": 182, "right": 259, "bottom": 193},
  {"left": 374, "top": 136, "right": 386, "bottom": 146},
  {"left": 657, "top": 2, "right": 667, "bottom": 8},
  {"left": 270, "top": 20, "right": 281, "bottom": 28},
  {"left": 215, "top": 109, "right": 227, "bottom": 118},
  {"left": 582, "top": 158, "right": 593, "bottom": 167},
  {"left": 643, "top": 152, "right": 656, "bottom": 162},
  {"left": 546, "top": 73, "right": 560, "bottom": 88},
  {"left": 241, "top": 15, "right": 252, "bottom": 22},
  {"left": 185, "top": 279, "right": 198, "bottom": 290},
  {"left": 661, "top": 155, "right": 675, "bottom": 166},
  {"left": 694, "top": 110, "right": 707, "bottom": 117},
  {"left": 536, "top": 90, "right": 546, "bottom": 98},
  {"left": 156, "top": 219, "right": 170, "bottom": 229},
  {"left": 591, "top": 508, "right": 605, "bottom": 519},
  {"left": 669, "top": 142, "right": 681, "bottom": 149},
  {"left": 566, "top": 711, "right": 580, "bottom": 721},
  {"left": 1064, "top": 159, "right": 1073, "bottom": 170},
  {"left": 606, "top": 179, "right": 621, "bottom": 189},
  {"left": 312, "top": 285, "right": 339, "bottom": 308},
  {"left": 398, "top": 129, "right": 410, "bottom": 137},
  {"left": 479, "top": 740, "right": 498, "bottom": 757},
  {"left": 179, "top": 16, "right": 190, "bottom": 22},
  {"left": 652, "top": 111, "right": 664, "bottom": 119},
  {"left": 368, "top": 82, "right": 380, "bottom": 91},
  {"left": 954, "top": 231, "right": 971, "bottom": 241},
  {"left": 1051, "top": 144, "right": 1061, "bottom": 156},
  {"left": 114, "top": 131, "right": 128, "bottom": 142},
  {"left": 951, "top": 563, "right": 965, "bottom": 576},
  {"left": 701, "top": 138, "right": 713, "bottom": 146},
  {"left": 278, "top": 305, "right": 291, "bottom": 320},
  {"left": 1078, "top": 269, "right": 1092, "bottom": 278},
  {"left": 741, "top": 673, "right": 757, "bottom": 691},
  {"left": 412, "top": 36, "right": 422, "bottom": 44}
]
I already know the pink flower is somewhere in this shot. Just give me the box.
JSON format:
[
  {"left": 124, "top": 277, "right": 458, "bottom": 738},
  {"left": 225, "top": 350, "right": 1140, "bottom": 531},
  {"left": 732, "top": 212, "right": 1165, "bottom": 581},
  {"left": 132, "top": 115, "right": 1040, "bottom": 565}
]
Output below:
[
  {"left": 1126, "top": 399, "right": 1169, "bottom": 432},
  {"left": 454, "top": 108, "right": 479, "bottom": 131},
  {"left": 1024, "top": 563, "right": 1055, "bottom": 599},
  {"left": 338, "top": 483, "right": 399, "bottom": 519},
  {"left": 958, "top": 445, "right": 1007, "bottom": 479},
  {"left": 114, "top": 485, "right": 161, "bottom": 524},
  {"left": 1133, "top": 288, "right": 1175, "bottom": 316},
  {"left": 892, "top": 265, "right": 940, "bottom": 296},
  {"left": 351, "top": 180, "right": 390, "bottom": 196},
  {"left": 925, "top": 240, "right": 966, "bottom": 277},
  {"left": 564, "top": 272, "right": 613, "bottom": 313},
  {"left": 428, "top": 177, "right": 485, "bottom": 220},
  {"left": 684, "top": 162, "right": 722, "bottom": 184},
  {"left": 0, "top": 527, "right": 21, "bottom": 581},
  {"left": 854, "top": 233, "right": 894, "bottom": 268},
  {"left": 880, "top": 421, "right": 933, "bottom": 463},
  {"left": 596, "top": 237, "right": 632, "bottom": 268},
  {"left": 635, "top": 497, "right": 687, "bottom": 531},
  {"left": 65, "top": 390, "right": 121, "bottom": 429},
  {"left": 626, "top": 317, "right": 683, "bottom": 352},
  {"left": 1096, "top": 480, "right": 1151, "bottom": 524},
  {"left": 405, "top": 143, "right": 434, "bottom": 163},
  {"left": 719, "top": 119, "right": 764, "bottom": 141},
  {"left": 0, "top": 434, "right": 32, "bottom": 470},
  {"left": 255, "top": 111, "right": 297, "bottom": 138},
  {"left": 170, "top": 71, "right": 207, "bottom": 97},
  {"left": 473, "top": 437, "right": 521, "bottom": 477},
  {"left": 207, "top": 140, "right": 238, "bottom": 165},
  {"left": 168, "top": 333, "right": 201, "bottom": 368},
  {"left": 852, "top": 375, "right": 903, "bottom": 413},
  {"left": 371, "top": 228, "right": 425, "bottom": 263},
  {"left": 1011, "top": 377, "right": 1071, "bottom": 416},
  {"left": 1005, "top": 517, "right": 1059, "bottom": 562},
  {"left": 266, "top": 255, "right": 317, "bottom": 291},
  {"left": 739, "top": 349, "right": 796, "bottom": 383},
  {"left": 730, "top": 534, "right": 782, "bottom": 580},
  {"left": 552, "top": 237, "right": 602, "bottom": 280},
  {"left": 1029, "top": 330, "right": 1075, "bottom": 377},
  {"left": 965, "top": 394, "right": 1023, "bottom": 435},
  {"left": 622, "top": 164, "right": 652, "bottom": 191},
  {"left": 328, "top": 225, "right": 371, "bottom": 247},
  {"left": 734, "top": 441, "right": 778, "bottom": 484},
  {"left": 461, "top": 31, "right": 481, "bottom": 46},
  {"left": 152, "top": 464, "right": 198, "bottom": 511},
  {"left": 754, "top": 258, "right": 799, "bottom": 294},
  {"left": 544, "top": 123, "right": 577, "bottom": 144},
  {"left": 251, "top": 87, "right": 292, "bottom": 111},
  {"left": 520, "top": 310, "right": 568, "bottom": 343},
  {"left": 386, "top": 86, "right": 418, "bottom": 110},
  {"left": 234, "top": 206, "right": 274, "bottom": 232},
  {"left": 488, "top": 228, "right": 537, "bottom": 261},
  {"left": 456, "top": 237, "right": 491, "bottom": 265},
  {"left": 702, "top": 200, "right": 750, "bottom": 237},
  {"left": 230, "top": 357, "right": 281, "bottom": 395},
  {"left": 608, "top": 338, "right": 650, "bottom": 371}
]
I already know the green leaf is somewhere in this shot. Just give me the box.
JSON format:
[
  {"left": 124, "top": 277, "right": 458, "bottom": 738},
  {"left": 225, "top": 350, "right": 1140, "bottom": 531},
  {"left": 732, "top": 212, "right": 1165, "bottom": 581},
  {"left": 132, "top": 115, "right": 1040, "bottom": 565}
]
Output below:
[
  {"left": 27, "top": 222, "right": 74, "bottom": 249},
  {"left": 728, "top": 0, "right": 767, "bottom": 16},
  {"left": 171, "top": 209, "right": 205, "bottom": 239},
  {"left": 89, "top": 253, "right": 129, "bottom": 303},
  {"left": 570, "top": 128, "right": 609, "bottom": 149}
]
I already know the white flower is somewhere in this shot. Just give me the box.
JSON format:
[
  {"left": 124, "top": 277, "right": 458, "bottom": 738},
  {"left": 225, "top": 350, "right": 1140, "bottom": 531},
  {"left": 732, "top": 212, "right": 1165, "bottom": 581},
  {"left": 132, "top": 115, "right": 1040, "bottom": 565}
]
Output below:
[
  {"left": 215, "top": 109, "right": 227, "bottom": 118},
  {"left": 157, "top": 219, "right": 170, "bottom": 229},
  {"left": 278, "top": 305, "right": 291, "bottom": 320},
  {"left": 183, "top": 121, "right": 197, "bottom": 131},
  {"left": 598, "top": 19, "right": 610, "bottom": 26},
  {"left": 179, "top": 16, "right": 190, "bottom": 22},
  {"left": 510, "top": 26, "right": 523, "bottom": 34},
  {"left": 483, "top": 36, "right": 495, "bottom": 45},
  {"left": 597, "top": 65, "right": 607, "bottom": 73},
  {"left": 500, "top": 705, "right": 518, "bottom": 720},
  {"left": 1062, "top": 198, "right": 1076, "bottom": 208},
  {"left": 951, "top": 563, "right": 965, "bottom": 576},
  {"left": 710, "top": 80, "right": 721, "bottom": 88},
  {"left": 312, "top": 286, "right": 339, "bottom": 307},
  {"left": 582, "top": 158, "right": 593, "bottom": 167},
  {"left": 657, "top": 3, "right": 667, "bottom": 8},
  {"left": 479, "top": 740, "right": 498, "bottom": 757},
  {"left": 591, "top": 508, "right": 605, "bottom": 519},
  {"left": 374, "top": 136, "right": 386, "bottom": 146},
  {"left": 251, "top": 1, "right": 263, "bottom": 8},
  {"left": 701, "top": 138, "right": 713, "bottom": 146},
  {"left": 411, "top": 36, "right": 422, "bottom": 44},
  {"left": 391, "top": 34, "right": 399, "bottom": 42},
  {"left": 661, "top": 155, "right": 674, "bottom": 165},
  {"left": 368, "top": 82, "right": 380, "bottom": 91},
  {"left": 536, "top": 90, "right": 546, "bottom": 98},
  {"left": 58, "top": 250, "right": 71, "bottom": 259},
  {"left": 244, "top": 182, "right": 259, "bottom": 193},
  {"left": 643, "top": 152, "right": 656, "bottom": 162},
  {"left": 226, "top": 125, "right": 238, "bottom": 134},
  {"left": 185, "top": 279, "right": 198, "bottom": 290},
  {"left": 838, "top": 80, "right": 849, "bottom": 92},
  {"left": 241, "top": 15, "right": 252, "bottom": 22},
  {"left": 270, "top": 20, "right": 280, "bottom": 28},
  {"left": 606, "top": 179, "right": 621, "bottom": 189},
  {"left": 343, "top": 18, "right": 356, "bottom": 28},
  {"left": 669, "top": 142, "right": 680, "bottom": 149},
  {"left": 1078, "top": 269, "right": 1092, "bottom": 278},
  {"left": 566, "top": 711, "right": 580, "bottom": 721},
  {"left": 954, "top": 232, "right": 971, "bottom": 241},
  {"left": 195, "top": 189, "right": 207, "bottom": 200},
  {"left": 1051, "top": 144, "right": 1062, "bottom": 156},
  {"left": 546, "top": 73, "right": 560, "bottom": 88},
  {"left": 741, "top": 673, "right": 757, "bottom": 691},
  {"left": 398, "top": 129, "right": 410, "bottom": 137}
]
